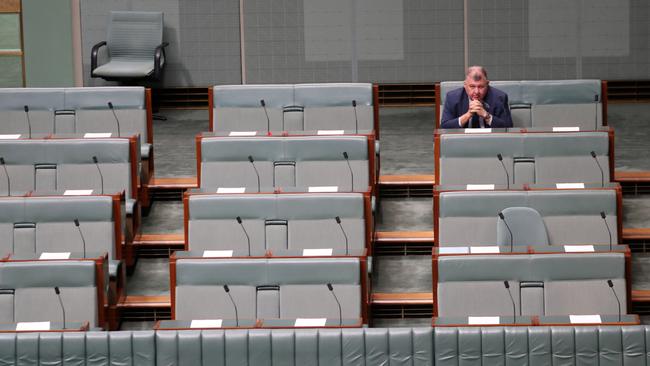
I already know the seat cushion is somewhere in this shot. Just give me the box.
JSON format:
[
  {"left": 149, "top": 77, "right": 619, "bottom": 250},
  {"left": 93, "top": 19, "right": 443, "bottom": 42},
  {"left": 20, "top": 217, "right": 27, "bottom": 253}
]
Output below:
[{"left": 93, "top": 60, "right": 154, "bottom": 78}]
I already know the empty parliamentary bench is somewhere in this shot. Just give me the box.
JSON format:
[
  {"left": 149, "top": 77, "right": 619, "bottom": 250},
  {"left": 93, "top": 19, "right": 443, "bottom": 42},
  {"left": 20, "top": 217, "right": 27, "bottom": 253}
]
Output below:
[
  {"left": 437, "top": 79, "right": 606, "bottom": 129},
  {"left": 435, "top": 129, "right": 613, "bottom": 186},
  {"left": 171, "top": 256, "right": 368, "bottom": 324},
  {"left": 435, "top": 185, "right": 621, "bottom": 247},
  {"left": 434, "top": 252, "right": 628, "bottom": 318},
  {"left": 197, "top": 134, "right": 375, "bottom": 193},
  {"left": 210, "top": 83, "right": 378, "bottom": 136},
  {"left": 185, "top": 192, "right": 371, "bottom": 255},
  {"left": 6, "top": 326, "right": 650, "bottom": 365}
]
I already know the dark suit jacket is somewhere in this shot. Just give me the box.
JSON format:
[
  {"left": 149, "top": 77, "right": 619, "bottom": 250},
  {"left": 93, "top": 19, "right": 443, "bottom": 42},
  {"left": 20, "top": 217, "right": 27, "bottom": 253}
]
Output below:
[{"left": 440, "top": 87, "right": 513, "bottom": 129}]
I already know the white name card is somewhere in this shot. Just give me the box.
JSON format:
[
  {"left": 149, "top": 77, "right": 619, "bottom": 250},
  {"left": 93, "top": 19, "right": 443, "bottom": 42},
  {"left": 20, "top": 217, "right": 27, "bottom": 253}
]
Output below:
[
  {"left": 217, "top": 187, "right": 246, "bottom": 194},
  {"left": 556, "top": 183, "right": 585, "bottom": 189},
  {"left": 294, "top": 318, "right": 327, "bottom": 327},
  {"left": 438, "top": 247, "right": 470, "bottom": 254},
  {"left": 16, "top": 322, "right": 51, "bottom": 331},
  {"left": 470, "top": 246, "right": 500, "bottom": 254},
  {"left": 203, "top": 250, "right": 233, "bottom": 258},
  {"left": 229, "top": 131, "right": 257, "bottom": 136},
  {"left": 468, "top": 316, "right": 500, "bottom": 325},
  {"left": 0, "top": 134, "right": 21, "bottom": 139},
  {"left": 190, "top": 319, "right": 223, "bottom": 328},
  {"left": 564, "top": 245, "right": 595, "bottom": 253},
  {"left": 40, "top": 252, "right": 71, "bottom": 260},
  {"left": 553, "top": 127, "right": 580, "bottom": 132},
  {"left": 84, "top": 133, "right": 112, "bottom": 138},
  {"left": 64, "top": 189, "right": 93, "bottom": 195},
  {"left": 317, "top": 130, "right": 345, "bottom": 135},
  {"left": 303, "top": 248, "right": 333, "bottom": 256},
  {"left": 466, "top": 184, "right": 495, "bottom": 191},
  {"left": 464, "top": 128, "right": 492, "bottom": 134},
  {"left": 308, "top": 186, "right": 338, "bottom": 193},
  {"left": 569, "top": 315, "right": 602, "bottom": 324}
]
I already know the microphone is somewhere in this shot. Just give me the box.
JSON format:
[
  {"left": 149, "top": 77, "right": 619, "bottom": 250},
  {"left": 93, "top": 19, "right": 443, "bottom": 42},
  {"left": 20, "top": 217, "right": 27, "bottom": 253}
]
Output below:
[
  {"left": 54, "top": 287, "right": 66, "bottom": 329},
  {"left": 260, "top": 99, "right": 270, "bottom": 134},
  {"left": 24, "top": 105, "right": 32, "bottom": 138},
  {"left": 503, "top": 281, "right": 516, "bottom": 324},
  {"left": 327, "top": 283, "right": 343, "bottom": 326},
  {"left": 74, "top": 218, "right": 87, "bottom": 258},
  {"left": 607, "top": 280, "right": 621, "bottom": 322},
  {"left": 497, "top": 154, "right": 510, "bottom": 189},
  {"left": 107, "top": 102, "right": 121, "bottom": 137},
  {"left": 236, "top": 216, "right": 251, "bottom": 255},
  {"left": 498, "top": 212, "right": 514, "bottom": 252},
  {"left": 92, "top": 156, "right": 104, "bottom": 194},
  {"left": 590, "top": 151, "right": 605, "bottom": 187},
  {"left": 223, "top": 285, "right": 239, "bottom": 326},
  {"left": 600, "top": 211, "right": 613, "bottom": 250},
  {"left": 247, "top": 155, "right": 261, "bottom": 192},
  {"left": 343, "top": 152, "right": 354, "bottom": 192},
  {"left": 335, "top": 216, "right": 349, "bottom": 254},
  {"left": 352, "top": 100, "right": 358, "bottom": 133},
  {"left": 0, "top": 157, "right": 10, "bottom": 196}
]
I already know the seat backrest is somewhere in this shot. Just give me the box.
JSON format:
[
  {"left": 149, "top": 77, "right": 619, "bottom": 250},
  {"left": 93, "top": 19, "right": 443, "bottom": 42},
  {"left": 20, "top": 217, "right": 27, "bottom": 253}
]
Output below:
[
  {"left": 496, "top": 207, "right": 549, "bottom": 247},
  {"left": 107, "top": 11, "right": 163, "bottom": 61},
  {"left": 0, "top": 88, "right": 63, "bottom": 138}
]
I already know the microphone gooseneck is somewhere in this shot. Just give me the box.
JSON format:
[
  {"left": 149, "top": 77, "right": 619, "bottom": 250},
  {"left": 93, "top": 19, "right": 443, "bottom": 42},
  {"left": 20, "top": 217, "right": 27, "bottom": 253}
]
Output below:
[
  {"left": 74, "top": 218, "right": 87, "bottom": 258},
  {"left": 335, "top": 216, "right": 349, "bottom": 255},
  {"left": 54, "top": 287, "right": 66, "bottom": 329},
  {"left": 327, "top": 283, "right": 343, "bottom": 326},
  {"left": 236, "top": 216, "right": 251, "bottom": 255},
  {"left": 497, "top": 154, "right": 510, "bottom": 189},
  {"left": 107, "top": 102, "right": 121, "bottom": 137},
  {"left": 498, "top": 212, "right": 514, "bottom": 253},
  {"left": 24, "top": 105, "right": 32, "bottom": 138},
  {"left": 260, "top": 99, "right": 270, "bottom": 134},
  {"left": 223, "top": 285, "right": 239, "bottom": 326},
  {"left": 504, "top": 280, "right": 516, "bottom": 324},
  {"left": 352, "top": 100, "right": 358, "bottom": 133},
  {"left": 590, "top": 151, "right": 605, "bottom": 188},
  {"left": 343, "top": 152, "right": 354, "bottom": 192},
  {"left": 607, "top": 280, "right": 621, "bottom": 322},
  {"left": 247, "top": 155, "right": 261, "bottom": 192},
  {"left": 92, "top": 156, "right": 104, "bottom": 194},
  {"left": 600, "top": 211, "right": 613, "bottom": 251},
  {"left": 0, "top": 157, "right": 10, "bottom": 196}
]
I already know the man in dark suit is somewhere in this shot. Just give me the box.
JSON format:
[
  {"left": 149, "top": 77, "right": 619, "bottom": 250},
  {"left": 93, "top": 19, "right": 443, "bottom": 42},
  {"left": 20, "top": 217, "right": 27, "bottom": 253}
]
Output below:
[{"left": 440, "top": 66, "right": 513, "bottom": 129}]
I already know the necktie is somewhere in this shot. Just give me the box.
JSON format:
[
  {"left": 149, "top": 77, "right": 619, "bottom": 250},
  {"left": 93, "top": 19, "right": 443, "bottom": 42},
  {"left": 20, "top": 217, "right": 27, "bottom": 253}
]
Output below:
[{"left": 471, "top": 114, "right": 480, "bottom": 128}]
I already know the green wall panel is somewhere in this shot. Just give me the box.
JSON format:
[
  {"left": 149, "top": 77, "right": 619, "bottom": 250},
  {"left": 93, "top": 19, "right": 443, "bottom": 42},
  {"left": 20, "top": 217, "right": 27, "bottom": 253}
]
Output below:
[
  {"left": 0, "top": 56, "right": 23, "bottom": 87},
  {"left": 0, "top": 14, "right": 21, "bottom": 50}
]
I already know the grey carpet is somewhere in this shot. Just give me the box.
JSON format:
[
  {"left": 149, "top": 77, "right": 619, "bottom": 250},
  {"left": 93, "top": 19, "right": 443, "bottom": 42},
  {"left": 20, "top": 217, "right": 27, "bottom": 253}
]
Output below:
[
  {"left": 140, "top": 200, "right": 184, "bottom": 234},
  {"left": 608, "top": 103, "right": 650, "bottom": 171},
  {"left": 126, "top": 258, "right": 170, "bottom": 296},
  {"left": 372, "top": 256, "right": 432, "bottom": 293},
  {"left": 376, "top": 197, "right": 433, "bottom": 232},
  {"left": 623, "top": 196, "right": 650, "bottom": 228},
  {"left": 379, "top": 107, "right": 435, "bottom": 175}
]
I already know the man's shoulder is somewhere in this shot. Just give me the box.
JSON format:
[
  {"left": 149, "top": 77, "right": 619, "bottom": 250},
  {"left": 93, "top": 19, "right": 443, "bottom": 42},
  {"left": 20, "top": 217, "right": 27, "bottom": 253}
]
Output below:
[
  {"left": 488, "top": 86, "right": 508, "bottom": 99},
  {"left": 445, "top": 87, "right": 465, "bottom": 100}
]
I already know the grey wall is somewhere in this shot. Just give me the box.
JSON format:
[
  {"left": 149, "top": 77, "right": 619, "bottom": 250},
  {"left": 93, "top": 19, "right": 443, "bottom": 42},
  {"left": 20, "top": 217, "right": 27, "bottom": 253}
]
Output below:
[{"left": 79, "top": 0, "right": 650, "bottom": 87}]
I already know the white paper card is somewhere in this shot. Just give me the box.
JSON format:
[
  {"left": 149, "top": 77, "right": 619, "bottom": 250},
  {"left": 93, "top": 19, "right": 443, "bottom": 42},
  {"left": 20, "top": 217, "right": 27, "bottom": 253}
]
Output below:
[
  {"left": 553, "top": 127, "right": 580, "bottom": 132},
  {"left": 203, "top": 250, "right": 233, "bottom": 257},
  {"left": 294, "top": 318, "right": 327, "bottom": 327},
  {"left": 84, "top": 133, "right": 112, "bottom": 138},
  {"left": 229, "top": 131, "right": 257, "bottom": 136},
  {"left": 303, "top": 248, "right": 333, "bottom": 256},
  {"left": 438, "top": 247, "right": 470, "bottom": 254},
  {"left": 0, "top": 134, "right": 20, "bottom": 139},
  {"left": 64, "top": 189, "right": 93, "bottom": 195},
  {"left": 464, "top": 128, "right": 492, "bottom": 134},
  {"left": 564, "top": 245, "right": 595, "bottom": 253},
  {"left": 466, "top": 184, "right": 495, "bottom": 190},
  {"left": 569, "top": 315, "right": 602, "bottom": 324},
  {"left": 217, "top": 187, "right": 246, "bottom": 194},
  {"left": 317, "top": 130, "right": 345, "bottom": 135},
  {"left": 190, "top": 319, "right": 223, "bottom": 328},
  {"left": 556, "top": 183, "right": 585, "bottom": 189},
  {"left": 16, "top": 322, "right": 50, "bottom": 331},
  {"left": 40, "top": 252, "right": 71, "bottom": 260},
  {"left": 468, "top": 316, "right": 500, "bottom": 325},
  {"left": 470, "top": 246, "right": 500, "bottom": 254},
  {"left": 308, "top": 186, "right": 338, "bottom": 192}
]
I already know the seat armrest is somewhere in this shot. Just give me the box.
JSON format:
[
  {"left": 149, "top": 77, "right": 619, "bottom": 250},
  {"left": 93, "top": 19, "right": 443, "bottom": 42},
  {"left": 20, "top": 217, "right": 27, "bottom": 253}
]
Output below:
[
  {"left": 91, "top": 41, "right": 107, "bottom": 77},
  {"left": 141, "top": 143, "right": 152, "bottom": 160},
  {"left": 154, "top": 42, "right": 170, "bottom": 79}
]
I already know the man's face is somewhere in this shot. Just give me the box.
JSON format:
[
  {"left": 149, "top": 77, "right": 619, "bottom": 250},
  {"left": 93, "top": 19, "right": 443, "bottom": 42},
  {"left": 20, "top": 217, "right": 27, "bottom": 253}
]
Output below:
[{"left": 464, "top": 75, "right": 489, "bottom": 101}]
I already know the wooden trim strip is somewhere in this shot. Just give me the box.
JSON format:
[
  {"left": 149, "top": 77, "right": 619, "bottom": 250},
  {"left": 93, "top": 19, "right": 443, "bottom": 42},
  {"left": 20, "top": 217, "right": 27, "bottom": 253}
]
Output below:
[
  {"left": 632, "top": 290, "right": 650, "bottom": 303},
  {"left": 615, "top": 171, "right": 650, "bottom": 182},
  {"left": 0, "top": 0, "right": 20, "bottom": 13},
  {"left": 375, "top": 231, "right": 434, "bottom": 244},
  {"left": 0, "top": 50, "right": 22, "bottom": 56},
  {"left": 371, "top": 292, "right": 433, "bottom": 305},
  {"left": 379, "top": 175, "right": 435, "bottom": 185},
  {"left": 118, "top": 295, "right": 171, "bottom": 308},
  {"left": 623, "top": 228, "right": 650, "bottom": 240}
]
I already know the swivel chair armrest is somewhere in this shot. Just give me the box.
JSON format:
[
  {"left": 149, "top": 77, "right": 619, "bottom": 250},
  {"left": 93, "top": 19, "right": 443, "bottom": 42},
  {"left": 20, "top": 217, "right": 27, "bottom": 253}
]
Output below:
[
  {"left": 91, "top": 41, "right": 107, "bottom": 78},
  {"left": 153, "top": 42, "right": 170, "bottom": 80}
]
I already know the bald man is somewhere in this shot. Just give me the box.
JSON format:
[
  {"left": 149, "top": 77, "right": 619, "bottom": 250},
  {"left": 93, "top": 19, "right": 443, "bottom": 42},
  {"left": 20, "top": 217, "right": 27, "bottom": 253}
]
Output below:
[{"left": 440, "top": 66, "right": 513, "bottom": 129}]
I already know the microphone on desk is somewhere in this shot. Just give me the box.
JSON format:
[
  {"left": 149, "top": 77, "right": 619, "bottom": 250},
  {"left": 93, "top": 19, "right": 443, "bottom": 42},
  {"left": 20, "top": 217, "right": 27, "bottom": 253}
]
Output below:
[
  {"left": 107, "top": 102, "right": 122, "bottom": 137},
  {"left": 223, "top": 285, "right": 239, "bottom": 326},
  {"left": 327, "top": 283, "right": 342, "bottom": 326},
  {"left": 247, "top": 155, "right": 261, "bottom": 192},
  {"left": 590, "top": 151, "right": 605, "bottom": 188},
  {"left": 54, "top": 286, "right": 67, "bottom": 329},
  {"left": 92, "top": 156, "right": 104, "bottom": 194},
  {"left": 503, "top": 281, "right": 516, "bottom": 324},
  {"left": 607, "top": 280, "right": 621, "bottom": 322},
  {"left": 352, "top": 100, "right": 358, "bottom": 133},
  {"left": 0, "top": 157, "right": 10, "bottom": 196},
  {"left": 498, "top": 212, "right": 514, "bottom": 253},
  {"left": 24, "top": 105, "right": 32, "bottom": 138},
  {"left": 497, "top": 154, "right": 510, "bottom": 189},
  {"left": 236, "top": 216, "right": 251, "bottom": 255},
  {"left": 600, "top": 211, "right": 613, "bottom": 251},
  {"left": 343, "top": 152, "right": 354, "bottom": 192},
  {"left": 335, "top": 216, "right": 349, "bottom": 255},
  {"left": 74, "top": 218, "right": 87, "bottom": 258},
  {"left": 260, "top": 99, "right": 270, "bottom": 134}
]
